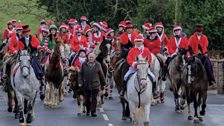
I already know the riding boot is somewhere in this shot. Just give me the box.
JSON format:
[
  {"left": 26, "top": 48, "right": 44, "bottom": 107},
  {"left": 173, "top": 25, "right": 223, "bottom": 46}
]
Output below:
[
  {"left": 121, "top": 80, "right": 127, "bottom": 97},
  {"left": 152, "top": 81, "right": 158, "bottom": 99},
  {"left": 39, "top": 80, "right": 45, "bottom": 100},
  {"left": 162, "top": 65, "right": 167, "bottom": 81}
]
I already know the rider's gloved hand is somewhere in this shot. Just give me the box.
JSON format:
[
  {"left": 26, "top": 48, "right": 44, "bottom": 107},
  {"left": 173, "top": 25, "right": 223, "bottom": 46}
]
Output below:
[{"left": 13, "top": 51, "right": 18, "bottom": 55}]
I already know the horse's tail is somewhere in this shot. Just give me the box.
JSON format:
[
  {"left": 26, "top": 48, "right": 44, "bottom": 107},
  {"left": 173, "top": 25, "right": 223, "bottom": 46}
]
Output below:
[{"left": 135, "top": 107, "right": 144, "bottom": 122}]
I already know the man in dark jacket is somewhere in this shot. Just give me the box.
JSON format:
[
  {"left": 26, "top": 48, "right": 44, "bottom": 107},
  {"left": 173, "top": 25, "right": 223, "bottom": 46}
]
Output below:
[{"left": 78, "top": 53, "right": 106, "bottom": 117}]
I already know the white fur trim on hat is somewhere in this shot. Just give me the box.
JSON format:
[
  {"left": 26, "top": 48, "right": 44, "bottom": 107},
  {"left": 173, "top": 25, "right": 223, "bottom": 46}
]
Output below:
[
  {"left": 134, "top": 38, "right": 144, "bottom": 42},
  {"left": 93, "top": 23, "right": 101, "bottom": 29},
  {"left": 142, "top": 25, "right": 149, "bottom": 30}
]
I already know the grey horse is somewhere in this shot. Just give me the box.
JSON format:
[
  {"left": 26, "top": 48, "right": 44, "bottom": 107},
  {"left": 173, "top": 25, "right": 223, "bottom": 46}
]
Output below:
[{"left": 10, "top": 50, "right": 40, "bottom": 125}]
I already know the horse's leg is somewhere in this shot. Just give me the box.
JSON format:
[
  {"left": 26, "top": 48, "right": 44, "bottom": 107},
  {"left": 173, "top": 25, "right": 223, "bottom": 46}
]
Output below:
[
  {"left": 143, "top": 104, "right": 151, "bottom": 126},
  {"left": 187, "top": 97, "right": 193, "bottom": 120},
  {"left": 7, "top": 89, "right": 15, "bottom": 112},
  {"left": 128, "top": 101, "right": 136, "bottom": 126},
  {"left": 200, "top": 93, "right": 207, "bottom": 116},
  {"left": 120, "top": 97, "right": 127, "bottom": 120},
  {"left": 16, "top": 92, "right": 25, "bottom": 125},
  {"left": 160, "top": 80, "right": 166, "bottom": 103},
  {"left": 27, "top": 91, "right": 38, "bottom": 124},
  {"left": 59, "top": 83, "right": 64, "bottom": 102},
  {"left": 193, "top": 94, "right": 200, "bottom": 123},
  {"left": 13, "top": 94, "right": 20, "bottom": 119},
  {"left": 44, "top": 82, "right": 50, "bottom": 106}
]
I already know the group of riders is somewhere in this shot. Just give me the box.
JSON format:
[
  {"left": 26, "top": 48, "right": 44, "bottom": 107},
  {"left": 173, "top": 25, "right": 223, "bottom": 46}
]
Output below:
[{"left": 0, "top": 16, "right": 217, "bottom": 103}]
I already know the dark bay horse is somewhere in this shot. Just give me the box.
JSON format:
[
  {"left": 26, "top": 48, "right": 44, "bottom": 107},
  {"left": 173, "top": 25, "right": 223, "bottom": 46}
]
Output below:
[
  {"left": 167, "top": 48, "right": 188, "bottom": 112},
  {"left": 182, "top": 57, "right": 208, "bottom": 123},
  {"left": 44, "top": 41, "right": 65, "bottom": 108}
]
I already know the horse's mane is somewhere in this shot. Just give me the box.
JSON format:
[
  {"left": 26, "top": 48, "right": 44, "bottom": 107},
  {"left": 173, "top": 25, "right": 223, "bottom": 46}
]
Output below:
[{"left": 192, "top": 58, "right": 207, "bottom": 79}]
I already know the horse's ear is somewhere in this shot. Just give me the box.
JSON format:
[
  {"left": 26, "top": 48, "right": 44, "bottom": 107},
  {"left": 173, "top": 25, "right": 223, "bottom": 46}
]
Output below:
[{"left": 136, "top": 56, "right": 139, "bottom": 61}]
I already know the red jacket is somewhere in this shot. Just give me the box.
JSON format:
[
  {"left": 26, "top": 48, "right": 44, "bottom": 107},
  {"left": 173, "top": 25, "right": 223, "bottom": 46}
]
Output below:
[
  {"left": 127, "top": 47, "right": 152, "bottom": 68},
  {"left": 157, "top": 33, "right": 169, "bottom": 46},
  {"left": 37, "top": 27, "right": 42, "bottom": 36},
  {"left": 70, "top": 35, "right": 88, "bottom": 52},
  {"left": 92, "top": 31, "right": 104, "bottom": 44},
  {"left": 18, "top": 35, "right": 40, "bottom": 51},
  {"left": 166, "top": 36, "right": 189, "bottom": 56},
  {"left": 189, "top": 33, "right": 208, "bottom": 54},
  {"left": 144, "top": 37, "right": 161, "bottom": 54},
  {"left": 3, "top": 28, "right": 16, "bottom": 40},
  {"left": 9, "top": 34, "right": 20, "bottom": 54},
  {"left": 120, "top": 32, "right": 137, "bottom": 45},
  {"left": 58, "top": 33, "right": 70, "bottom": 44},
  {"left": 72, "top": 57, "right": 86, "bottom": 67}
]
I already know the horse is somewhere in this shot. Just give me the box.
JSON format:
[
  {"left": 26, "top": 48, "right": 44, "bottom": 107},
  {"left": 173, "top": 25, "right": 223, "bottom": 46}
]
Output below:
[
  {"left": 10, "top": 50, "right": 40, "bottom": 125},
  {"left": 126, "top": 55, "right": 152, "bottom": 126},
  {"left": 182, "top": 57, "right": 208, "bottom": 123},
  {"left": 167, "top": 48, "right": 188, "bottom": 112},
  {"left": 150, "top": 53, "right": 166, "bottom": 104},
  {"left": 44, "top": 41, "right": 65, "bottom": 108},
  {"left": 95, "top": 38, "right": 113, "bottom": 107},
  {"left": 68, "top": 66, "right": 86, "bottom": 116}
]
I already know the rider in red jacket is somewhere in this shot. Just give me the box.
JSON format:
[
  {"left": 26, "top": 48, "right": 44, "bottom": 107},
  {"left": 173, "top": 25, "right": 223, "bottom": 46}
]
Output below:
[{"left": 121, "top": 34, "right": 156, "bottom": 97}]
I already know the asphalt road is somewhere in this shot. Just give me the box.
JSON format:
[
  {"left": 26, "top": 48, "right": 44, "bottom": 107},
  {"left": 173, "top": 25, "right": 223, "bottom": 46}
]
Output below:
[{"left": 0, "top": 86, "right": 224, "bottom": 126}]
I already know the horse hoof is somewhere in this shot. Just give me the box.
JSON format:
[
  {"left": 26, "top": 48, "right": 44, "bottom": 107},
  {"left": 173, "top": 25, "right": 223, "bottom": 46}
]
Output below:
[
  {"left": 104, "top": 92, "right": 109, "bottom": 97},
  {"left": 77, "top": 113, "right": 81, "bottom": 116},
  {"left": 40, "top": 95, "right": 45, "bottom": 101},
  {"left": 73, "top": 95, "right": 76, "bottom": 99},
  {"left": 180, "top": 106, "right": 185, "bottom": 110},
  {"left": 8, "top": 107, "right": 13, "bottom": 112},
  {"left": 19, "top": 123, "right": 26, "bottom": 126},
  {"left": 188, "top": 115, "right": 193, "bottom": 120},
  {"left": 193, "top": 118, "right": 200, "bottom": 123},
  {"left": 200, "top": 110, "right": 206, "bottom": 116},
  {"left": 109, "top": 96, "right": 113, "bottom": 100},
  {"left": 122, "top": 116, "right": 127, "bottom": 120}
]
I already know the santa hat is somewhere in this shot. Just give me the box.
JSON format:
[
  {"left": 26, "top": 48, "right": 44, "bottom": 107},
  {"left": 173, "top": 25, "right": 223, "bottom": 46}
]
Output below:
[
  {"left": 126, "top": 23, "right": 133, "bottom": 28},
  {"left": 101, "top": 21, "right": 108, "bottom": 28},
  {"left": 41, "top": 25, "right": 49, "bottom": 33},
  {"left": 15, "top": 22, "right": 23, "bottom": 30},
  {"left": 68, "top": 18, "right": 77, "bottom": 25},
  {"left": 93, "top": 22, "right": 102, "bottom": 30},
  {"left": 125, "top": 18, "right": 132, "bottom": 24},
  {"left": 173, "top": 25, "right": 182, "bottom": 32},
  {"left": 80, "top": 16, "right": 88, "bottom": 21},
  {"left": 148, "top": 27, "right": 157, "bottom": 33},
  {"left": 7, "top": 21, "right": 13, "bottom": 25},
  {"left": 142, "top": 22, "right": 152, "bottom": 30},
  {"left": 134, "top": 35, "right": 144, "bottom": 42},
  {"left": 195, "top": 24, "right": 204, "bottom": 31},
  {"left": 155, "top": 22, "right": 164, "bottom": 28},
  {"left": 85, "top": 25, "right": 92, "bottom": 35},
  {"left": 11, "top": 19, "right": 16, "bottom": 22},
  {"left": 22, "top": 25, "right": 31, "bottom": 32},
  {"left": 59, "top": 23, "right": 68, "bottom": 30},
  {"left": 48, "top": 20, "right": 55, "bottom": 27},
  {"left": 41, "top": 19, "right": 46, "bottom": 24},
  {"left": 105, "top": 28, "right": 114, "bottom": 38},
  {"left": 75, "top": 25, "right": 82, "bottom": 32},
  {"left": 118, "top": 21, "right": 126, "bottom": 28}
]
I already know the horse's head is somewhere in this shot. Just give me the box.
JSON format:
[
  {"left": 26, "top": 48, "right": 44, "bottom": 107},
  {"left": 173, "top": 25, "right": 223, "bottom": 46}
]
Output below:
[
  {"left": 176, "top": 48, "right": 188, "bottom": 71},
  {"left": 19, "top": 50, "right": 31, "bottom": 78},
  {"left": 100, "top": 38, "right": 112, "bottom": 64},
  {"left": 136, "top": 55, "right": 149, "bottom": 86}
]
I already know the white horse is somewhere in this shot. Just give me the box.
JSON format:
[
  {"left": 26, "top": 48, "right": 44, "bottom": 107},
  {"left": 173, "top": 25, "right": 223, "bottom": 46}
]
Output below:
[
  {"left": 11, "top": 50, "right": 40, "bottom": 125},
  {"left": 127, "top": 56, "right": 152, "bottom": 126},
  {"left": 150, "top": 53, "right": 166, "bottom": 104}
]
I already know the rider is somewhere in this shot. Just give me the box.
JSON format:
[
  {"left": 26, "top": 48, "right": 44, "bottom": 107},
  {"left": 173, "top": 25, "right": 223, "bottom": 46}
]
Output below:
[
  {"left": 188, "top": 24, "right": 217, "bottom": 89},
  {"left": 155, "top": 22, "right": 169, "bottom": 52},
  {"left": 121, "top": 34, "right": 156, "bottom": 97},
  {"left": 1, "top": 22, "right": 23, "bottom": 81},
  {"left": 68, "top": 18, "right": 78, "bottom": 40},
  {"left": 37, "top": 25, "right": 49, "bottom": 61},
  {"left": 58, "top": 23, "right": 70, "bottom": 44},
  {"left": 144, "top": 27, "right": 165, "bottom": 62},
  {"left": 1, "top": 21, "right": 16, "bottom": 50},
  {"left": 37, "top": 19, "right": 47, "bottom": 37},
  {"left": 80, "top": 16, "right": 91, "bottom": 35},
  {"left": 119, "top": 22, "right": 138, "bottom": 58},
  {"left": 162, "top": 25, "right": 189, "bottom": 80},
  {"left": 115, "top": 20, "right": 126, "bottom": 39},
  {"left": 70, "top": 25, "right": 88, "bottom": 53},
  {"left": 142, "top": 22, "right": 152, "bottom": 37},
  {"left": 71, "top": 49, "right": 87, "bottom": 68},
  {"left": 47, "top": 24, "right": 58, "bottom": 51},
  {"left": 11, "top": 19, "right": 17, "bottom": 28}
]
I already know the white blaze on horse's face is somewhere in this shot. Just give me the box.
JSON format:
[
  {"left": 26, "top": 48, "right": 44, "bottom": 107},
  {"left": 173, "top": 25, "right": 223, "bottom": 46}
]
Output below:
[
  {"left": 20, "top": 50, "right": 31, "bottom": 78},
  {"left": 105, "top": 43, "right": 111, "bottom": 63}
]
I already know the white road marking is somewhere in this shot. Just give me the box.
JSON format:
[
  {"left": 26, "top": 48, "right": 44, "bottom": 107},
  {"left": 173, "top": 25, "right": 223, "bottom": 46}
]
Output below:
[
  {"left": 102, "top": 114, "right": 109, "bottom": 121},
  {"left": 108, "top": 123, "right": 114, "bottom": 126}
]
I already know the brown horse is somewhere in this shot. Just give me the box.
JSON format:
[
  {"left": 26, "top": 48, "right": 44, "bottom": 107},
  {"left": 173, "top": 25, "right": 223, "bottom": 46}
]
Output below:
[
  {"left": 44, "top": 41, "right": 65, "bottom": 108},
  {"left": 182, "top": 57, "right": 208, "bottom": 123},
  {"left": 68, "top": 66, "right": 86, "bottom": 115}
]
